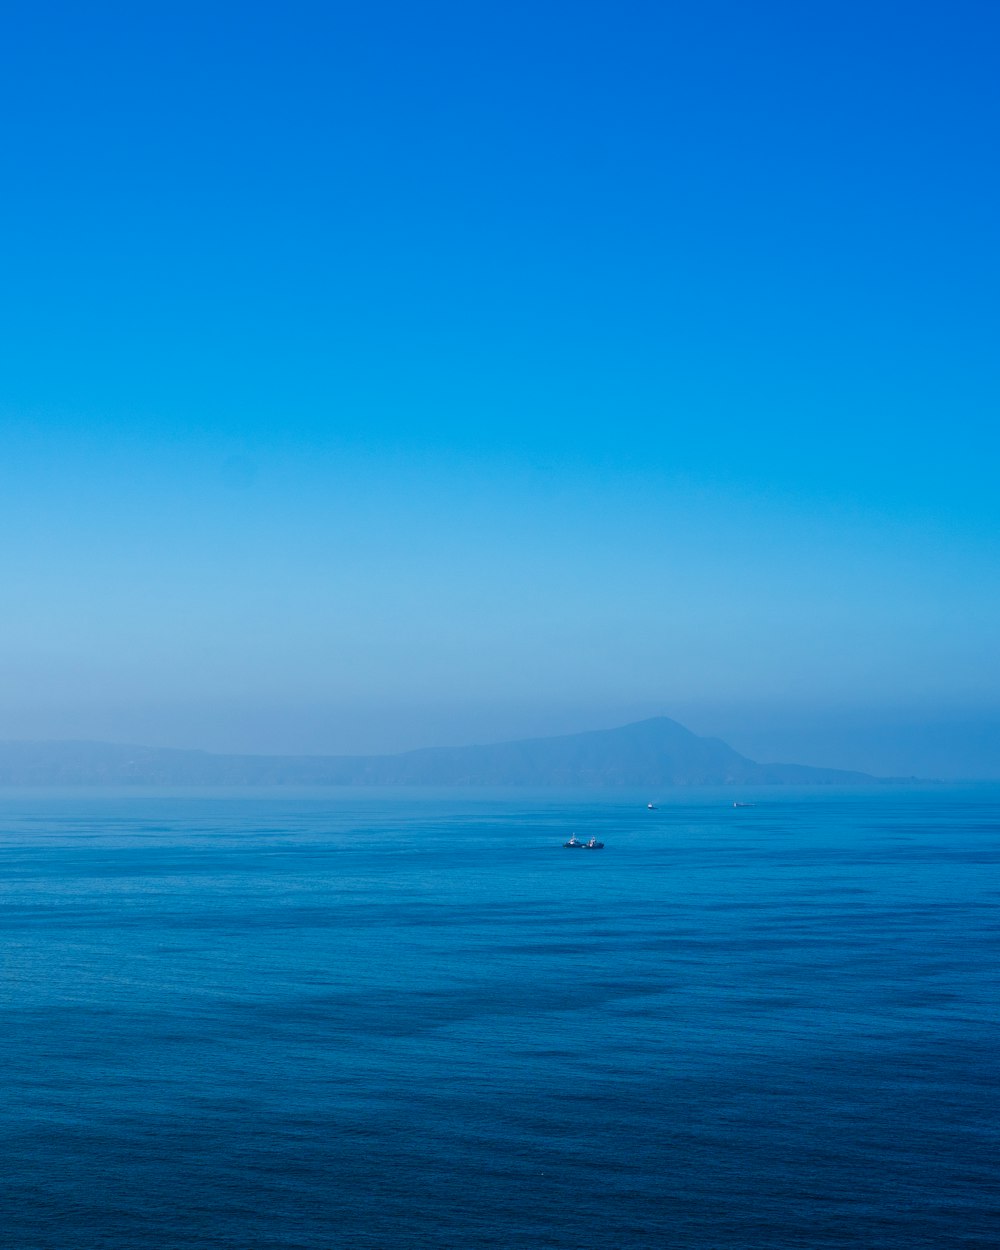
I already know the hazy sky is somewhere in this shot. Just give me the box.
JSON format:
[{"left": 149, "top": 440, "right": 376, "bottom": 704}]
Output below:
[{"left": 2, "top": 2, "right": 998, "bottom": 774}]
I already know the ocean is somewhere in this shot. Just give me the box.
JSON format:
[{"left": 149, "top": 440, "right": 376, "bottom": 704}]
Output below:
[{"left": 1, "top": 786, "right": 997, "bottom": 1249}]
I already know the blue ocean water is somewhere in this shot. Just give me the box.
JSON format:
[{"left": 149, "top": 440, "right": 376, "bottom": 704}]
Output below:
[{"left": 1, "top": 786, "right": 997, "bottom": 1249}]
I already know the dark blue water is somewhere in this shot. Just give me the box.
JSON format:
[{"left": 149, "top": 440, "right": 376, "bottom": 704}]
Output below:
[{"left": 1, "top": 786, "right": 997, "bottom": 1249}]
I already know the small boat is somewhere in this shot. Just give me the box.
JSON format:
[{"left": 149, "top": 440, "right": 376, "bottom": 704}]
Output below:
[
  {"left": 646, "top": 803, "right": 657, "bottom": 810},
  {"left": 583, "top": 837, "right": 604, "bottom": 850},
  {"left": 563, "top": 835, "right": 584, "bottom": 848},
  {"left": 733, "top": 801, "right": 755, "bottom": 808}
]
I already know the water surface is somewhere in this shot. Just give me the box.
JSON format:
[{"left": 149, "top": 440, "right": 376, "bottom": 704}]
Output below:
[{"left": 1, "top": 786, "right": 997, "bottom": 1248}]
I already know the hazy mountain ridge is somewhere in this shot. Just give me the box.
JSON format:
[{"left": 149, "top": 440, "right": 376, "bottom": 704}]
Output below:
[{"left": 0, "top": 718, "right": 876, "bottom": 786}]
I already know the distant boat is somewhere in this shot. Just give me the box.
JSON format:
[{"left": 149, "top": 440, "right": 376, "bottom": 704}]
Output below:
[
  {"left": 563, "top": 835, "right": 604, "bottom": 849},
  {"left": 647, "top": 803, "right": 657, "bottom": 810},
  {"left": 733, "top": 802, "right": 755, "bottom": 808}
]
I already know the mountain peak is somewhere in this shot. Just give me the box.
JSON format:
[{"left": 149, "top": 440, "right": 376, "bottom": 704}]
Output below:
[{"left": 0, "top": 718, "right": 875, "bottom": 786}]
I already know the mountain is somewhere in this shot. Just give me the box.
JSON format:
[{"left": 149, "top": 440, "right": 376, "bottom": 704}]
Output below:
[{"left": 0, "top": 718, "right": 876, "bottom": 786}]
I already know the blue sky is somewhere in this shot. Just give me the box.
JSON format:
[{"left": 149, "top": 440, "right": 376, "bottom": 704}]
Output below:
[{"left": 1, "top": 1, "right": 998, "bottom": 774}]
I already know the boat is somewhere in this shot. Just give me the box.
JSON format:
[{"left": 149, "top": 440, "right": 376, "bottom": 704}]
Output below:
[
  {"left": 646, "top": 803, "right": 657, "bottom": 810},
  {"left": 563, "top": 835, "right": 604, "bottom": 849},
  {"left": 583, "top": 837, "right": 604, "bottom": 850},
  {"left": 733, "top": 801, "right": 755, "bottom": 808}
]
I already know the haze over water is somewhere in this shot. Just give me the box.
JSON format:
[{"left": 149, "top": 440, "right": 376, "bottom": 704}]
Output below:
[{"left": 3, "top": 786, "right": 997, "bottom": 1249}]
